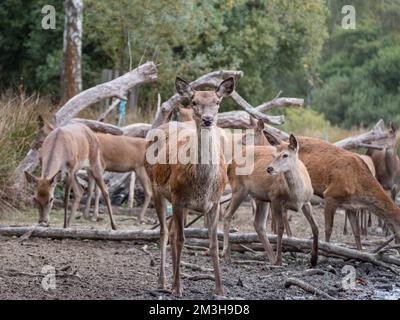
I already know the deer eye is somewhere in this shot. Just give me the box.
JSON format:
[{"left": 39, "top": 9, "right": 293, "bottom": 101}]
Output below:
[
  {"left": 283, "top": 154, "right": 289, "bottom": 159},
  {"left": 192, "top": 101, "right": 197, "bottom": 106}
]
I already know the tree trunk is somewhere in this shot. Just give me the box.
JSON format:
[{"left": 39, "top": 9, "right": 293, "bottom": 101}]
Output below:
[{"left": 61, "top": 0, "right": 83, "bottom": 104}]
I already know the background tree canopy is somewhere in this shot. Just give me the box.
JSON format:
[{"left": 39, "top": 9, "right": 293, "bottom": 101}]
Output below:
[{"left": 0, "top": 0, "right": 399, "bottom": 128}]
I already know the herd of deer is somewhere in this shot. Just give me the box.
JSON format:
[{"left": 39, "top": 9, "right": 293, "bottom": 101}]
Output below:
[{"left": 24, "top": 77, "right": 400, "bottom": 297}]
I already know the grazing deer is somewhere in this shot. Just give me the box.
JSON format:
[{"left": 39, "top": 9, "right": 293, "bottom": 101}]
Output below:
[
  {"left": 297, "top": 136, "right": 400, "bottom": 249},
  {"left": 84, "top": 134, "right": 152, "bottom": 224},
  {"left": 367, "top": 122, "right": 400, "bottom": 202},
  {"left": 145, "top": 77, "right": 234, "bottom": 296},
  {"left": 222, "top": 134, "right": 318, "bottom": 266},
  {"left": 24, "top": 123, "right": 117, "bottom": 230}
]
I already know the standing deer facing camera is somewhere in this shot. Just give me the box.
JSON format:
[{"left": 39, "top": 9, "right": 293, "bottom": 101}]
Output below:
[
  {"left": 24, "top": 123, "right": 117, "bottom": 230},
  {"left": 223, "top": 134, "right": 318, "bottom": 266},
  {"left": 145, "top": 77, "right": 234, "bottom": 296}
]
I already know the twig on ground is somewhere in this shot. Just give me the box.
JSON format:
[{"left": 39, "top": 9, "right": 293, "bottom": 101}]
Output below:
[{"left": 284, "top": 277, "right": 336, "bottom": 300}]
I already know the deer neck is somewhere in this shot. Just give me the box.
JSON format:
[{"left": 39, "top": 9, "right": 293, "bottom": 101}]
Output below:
[
  {"left": 368, "top": 184, "right": 400, "bottom": 238},
  {"left": 283, "top": 161, "right": 304, "bottom": 196},
  {"left": 195, "top": 124, "right": 220, "bottom": 168}
]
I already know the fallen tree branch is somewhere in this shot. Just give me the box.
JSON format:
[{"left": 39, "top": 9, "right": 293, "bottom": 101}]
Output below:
[
  {"left": 69, "top": 118, "right": 123, "bottom": 135},
  {"left": 284, "top": 277, "right": 336, "bottom": 300},
  {"left": 1, "top": 226, "right": 399, "bottom": 271},
  {"left": 334, "top": 119, "right": 389, "bottom": 150},
  {"left": 98, "top": 99, "right": 121, "bottom": 122},
  {"left": 182, "top": 273, "right": 215, "bottom": 281}
]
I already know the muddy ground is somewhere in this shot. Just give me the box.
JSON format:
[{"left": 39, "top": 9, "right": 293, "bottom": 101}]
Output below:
[{"left": 0, "top": 202, "right": 399, "bottom": 300}]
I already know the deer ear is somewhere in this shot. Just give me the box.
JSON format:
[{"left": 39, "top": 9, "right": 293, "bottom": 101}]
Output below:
[
  {"left": 216, "top": 77, "right": 235, "bottom": 98},
  {"left": 49, "top": 171, "right": 61, "bottom": 185},
  {"left": 175, "top": 77, "right": 194, "bottom": 99},
  {"left": 24, "top": 171, "right": 38, "bottom": 185},
  {"left": 289, "top": 134, "right": 298, "bottom": 151},
  {"left": 256, "top": 119, "right": 264, "bottom": 131},
  {"left": 263, "top": 131, "right": 281, "bottom": 146}
]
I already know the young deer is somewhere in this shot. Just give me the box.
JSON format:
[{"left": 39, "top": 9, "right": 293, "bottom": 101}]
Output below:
[
  {"left": 84, "top": 134, "right": 152, "bottom": 224},
  {"left": 223, "top": 134, "right": 318, "bottom": 266},
  {"left": 297, "top": 136, "right": 400, "bottom": 249},
  {"left": 145, "top": 77, "right": 234, "bottom": 296},
  {"left": 24, "top": 123, "right": 117, "bottom": 230}
]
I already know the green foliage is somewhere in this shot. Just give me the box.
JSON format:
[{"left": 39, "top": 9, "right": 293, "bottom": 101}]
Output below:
[
  {"left": 312, "top": 0, "right": 400, "bottom": 128},
  {"left": 0, "top": 0, "right": 328, "bottom": 110}
]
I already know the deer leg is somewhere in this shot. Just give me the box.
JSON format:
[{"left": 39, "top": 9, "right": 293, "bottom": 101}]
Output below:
[
  {"left": 347, "top": 209, "right": 362, "bottom": 250},
  {"left": 63, "top": 173, "right": 72, "bottom": 228},
  {"left": 283, "top": 209, "right": 292, "bottom": 237},
  {"left": 127, "top": 171, "right": 136, "bottom": 210},
  {"left": 368, "top": 212, "right": 372, "bottom": 228},
  {"left": 361, "top": 210, "right": 367, "bottom": 236},
  {"left": 170, "top": 200, "right": 185, "bottom": 297},
  {"left": 253, "top": 200, "right": 275, "bottom": 264},
  {"left": 207, "top": 202, "right": 224, "bottom": 296},
  {"left": 135, "top": 167, "right": 152, "bottom": 224},
  {"left": 91, "top": 185, "right": 101, "bottom": 222},
  {"left": 222, "top": 190, "right": 247, "bottom": 262},
  {"left": 271, "top": 201, "right": 284, "bottom": 266},
  {"left": 153, "top": 191, "right": 168, "bottom": 290},
  {"left": 324, "top": 198, "right": 338, "bottom": 243},
  {"left": 271, "top": 212, "right": 277, "bottom": 235},
  {"left": 301, "top": 202, "right": 319, "bottom": 267},
  {"left": 343, "top": 211, "right": 348, "bottom": 235},
  {"left": 251, "top": 198, "right": 257, "bottom": 216},
  {"left": 84, "top": 172, "right": 95, "bottom": 219},
  {"left": 67, "top": 174, "right": 83, "bottom": 226},
  {"left": 90, "top": 167, "right": 117, "bottom": 230}
]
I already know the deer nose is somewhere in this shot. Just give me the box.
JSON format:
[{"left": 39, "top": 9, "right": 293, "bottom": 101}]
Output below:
[
  {"left": 266, "top": 167, "right": 274, "bottom": 174},
  {"left": 202, "top": 116, "right": 214, "bottom": 127}
]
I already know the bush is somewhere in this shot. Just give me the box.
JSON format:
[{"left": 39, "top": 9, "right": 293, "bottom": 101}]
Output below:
[{"left": 0, "top": 92, "right": 52, "bottom": 199}]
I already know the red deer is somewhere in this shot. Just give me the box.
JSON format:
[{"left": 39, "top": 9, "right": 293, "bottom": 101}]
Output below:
[
  {"left": 84, "top": 134, "right": 152, "bottom": 224},
  {"left": 222, "top": 134, "right": 318, "bottom": 266},
  {"left": 297, "top": 136, "right": 400, "bottom": 249},
  {"left": 24, "top": 123, "right": 117, "bottom": 230},
  {"left": 145, "top": 77, "right": 234, "bottom": 296}
]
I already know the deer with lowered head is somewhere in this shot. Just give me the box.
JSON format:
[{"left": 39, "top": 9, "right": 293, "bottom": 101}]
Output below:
[
  {"left": 367, "top": 122, "right": 400, "bottom": 202},
  {"left": 84, "top": 134, "right": 152, "bottom": 224},
  {"left": 222, "top": 133, "right": 318, "bottom": 266},
  {"left": 297, "top": 135, "right": 400, "bottom": 249},
  {"left": 145, "top": 77, "right": 234, "bottom": 296},
  {"left": 24, "top": 122, "right": 117, "bottom": 230}
]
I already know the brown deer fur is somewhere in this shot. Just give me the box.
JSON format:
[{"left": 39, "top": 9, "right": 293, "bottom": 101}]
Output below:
[
  {"left": 24, "top": 123, "right": 117, "bottom": 230},
  {"left": 84, "top": 134, "right": 152, "bottom": 223},
  {"left": 297, "top": 136, "right": 400, "bottom": 246},
  {"left": 145, "top": 77, "right": 235, "bottom": 296},
  {"left": 222, "top": 135, "right": 318, "bottom": 266}
]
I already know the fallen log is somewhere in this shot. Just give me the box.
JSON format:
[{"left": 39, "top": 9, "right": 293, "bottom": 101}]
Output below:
[
  {"left": 1, "top": 226, "right": 399, "bottom": 270},
  {"left": 69, "top": 118, "right": 123, "bottom": 136}
]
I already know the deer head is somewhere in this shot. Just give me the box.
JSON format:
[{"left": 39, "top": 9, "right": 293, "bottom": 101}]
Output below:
[
  {"left": 24, "top": 171, "right": 61, "bottom": 226},
  {"left": 264, "top": 133, "right": 299, "bottom": 175},
  {"left": 175, "top": 77, "right": 235, "bottom": 129}
]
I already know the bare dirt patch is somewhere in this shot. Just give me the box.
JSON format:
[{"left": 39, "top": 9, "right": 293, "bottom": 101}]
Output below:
[{"left": 0, "top": 203, "right": 399, "bottom": 300}]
